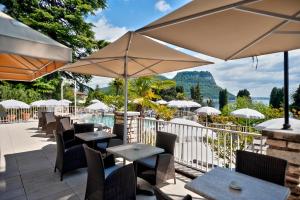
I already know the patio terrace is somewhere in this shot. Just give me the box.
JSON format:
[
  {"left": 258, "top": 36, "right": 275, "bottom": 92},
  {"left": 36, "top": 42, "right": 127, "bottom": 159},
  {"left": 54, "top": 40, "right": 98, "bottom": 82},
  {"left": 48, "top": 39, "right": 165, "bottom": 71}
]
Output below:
[{"left": 0, "top": 121, "right": 204, "bottom": 200}]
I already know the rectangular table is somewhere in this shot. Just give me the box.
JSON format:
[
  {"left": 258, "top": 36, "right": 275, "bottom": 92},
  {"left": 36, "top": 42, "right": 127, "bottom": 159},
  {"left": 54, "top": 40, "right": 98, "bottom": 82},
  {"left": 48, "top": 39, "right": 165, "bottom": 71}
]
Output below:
[
  {"left": 75, "top": 131, "right": 116, "bottom": 142},
  {"left": 185, "top": 167, "right": 290, "bottom": 200},
  {"left": 107, "top": 143, "right": 164, "bottom": 196},
  {"left": 106, "top": 143, "right": 164, "bottom": 161}
]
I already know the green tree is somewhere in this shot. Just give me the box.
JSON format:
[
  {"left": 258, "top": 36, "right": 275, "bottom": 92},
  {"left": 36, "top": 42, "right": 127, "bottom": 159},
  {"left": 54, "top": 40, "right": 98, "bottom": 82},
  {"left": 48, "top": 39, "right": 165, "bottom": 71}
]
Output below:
[
  {"left": 206, "top": 98, "right": 214, "bottom": 107},
  {"left": 219, "top": 89, "right": 228, "bottom": 110},
  {"left": 110, "top": 78, "right": 124, "bottom": 96},
  {"left": 190, "top": 86, "right": 195, "bottom": 99},
  {"left": 193, "top": 83, "right": 202, "bottom": 104},
  {"left": 269, "top": 87, "right": 284, "bottom": 108},
  {"left": 237, "top": 89, "right": 251, "bottom": 100},
  {"left": 85, "top": 85, "right": 105, "bottom": 105},
  {"left": 176, "top": 85, "right": 184, "bottom": 93},
  {"left": 0, "top": 0, "right": 108, "bottom": 86},
  {"left": 292, "top": 84, "right": 300, "bottom": 109}
]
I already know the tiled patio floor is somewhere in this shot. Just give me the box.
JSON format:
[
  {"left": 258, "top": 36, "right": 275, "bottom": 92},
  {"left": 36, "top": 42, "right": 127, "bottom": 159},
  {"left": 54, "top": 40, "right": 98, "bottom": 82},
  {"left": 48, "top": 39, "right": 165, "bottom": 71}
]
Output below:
[{"left": 0, "top": 121, "right": 204, "bottom": 200}]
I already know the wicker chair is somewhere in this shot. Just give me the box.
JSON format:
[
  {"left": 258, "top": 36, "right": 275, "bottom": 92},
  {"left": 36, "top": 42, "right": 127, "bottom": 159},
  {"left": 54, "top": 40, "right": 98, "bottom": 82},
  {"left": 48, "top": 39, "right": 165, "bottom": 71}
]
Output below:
[
  {"left": 83, "top": 144, "right": 136, "bottom": 200},
  {"left": 41, "top": 111, "right": 53, "bottom": 130},
  {"left": 154, "top": 187, "right": 192, "bottom": 200},
  {"left": 37, "top": 110, "right": 43, "bottom": 128},
  {"left": 97, "top": 123, "right": 124, "bottom": 153},
  {"left": 58, "top": 118, "right": 79, "bottom": 148},
  {"left": 236, "top": 150, "right": 287, "bottom": 186},
  {"left": 54, "top": 133, "right": 87, "bottom": 181},
  {"left": 135, "top": 131, "right": 177, "bottom": 185},
  {"left": 45, "top": 112, "right": 56, "bottom": 136},
  {"left": 74, "top": 123, "right": 94, "bottom": 134},
  {"left": 55, "top": 116, "right": 70, "bottom": 135}
]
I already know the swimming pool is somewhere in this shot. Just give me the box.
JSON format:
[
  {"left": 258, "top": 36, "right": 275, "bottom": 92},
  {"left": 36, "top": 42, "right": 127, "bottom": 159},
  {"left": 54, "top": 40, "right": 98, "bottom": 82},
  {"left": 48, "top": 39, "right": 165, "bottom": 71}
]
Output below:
[{"left": 83, "top": 114, "right": 115, "bottom": 128}]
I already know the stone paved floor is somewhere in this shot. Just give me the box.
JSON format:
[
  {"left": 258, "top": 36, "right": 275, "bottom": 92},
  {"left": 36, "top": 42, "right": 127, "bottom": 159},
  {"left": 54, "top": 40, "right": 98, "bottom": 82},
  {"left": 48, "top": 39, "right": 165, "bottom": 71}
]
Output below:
[{"left": 0, "top": 121, "right": 204, "bottom": 200}]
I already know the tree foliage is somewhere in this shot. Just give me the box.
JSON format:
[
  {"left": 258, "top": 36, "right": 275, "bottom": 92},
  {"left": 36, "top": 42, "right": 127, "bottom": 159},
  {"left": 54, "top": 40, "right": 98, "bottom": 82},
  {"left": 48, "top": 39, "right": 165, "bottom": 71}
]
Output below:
[
  {"left": 237, "top": 89, "right": 251, "bottom": 100},
  {"left": 219, "top": 89, "right": 228, "bottom": 110},
  {"left": 269, "top": 87, "right": 284, "bottom": 108},
  {"left": 190, "top": 83, "right": 202, "bottom": 103}
]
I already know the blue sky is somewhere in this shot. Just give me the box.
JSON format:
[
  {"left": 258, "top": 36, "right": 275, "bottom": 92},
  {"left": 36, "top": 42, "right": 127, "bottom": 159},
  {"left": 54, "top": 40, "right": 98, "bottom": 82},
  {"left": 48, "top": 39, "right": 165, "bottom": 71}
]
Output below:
[{"left": 87, "top": 0, "right": 300, "bottom": 98}]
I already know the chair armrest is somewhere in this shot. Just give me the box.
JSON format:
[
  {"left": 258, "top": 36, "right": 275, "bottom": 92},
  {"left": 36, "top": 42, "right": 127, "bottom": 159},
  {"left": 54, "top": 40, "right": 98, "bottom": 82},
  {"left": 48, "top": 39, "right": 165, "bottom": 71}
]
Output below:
[{"left": 156, "top": 153, "right": 175, "bottom": 185}]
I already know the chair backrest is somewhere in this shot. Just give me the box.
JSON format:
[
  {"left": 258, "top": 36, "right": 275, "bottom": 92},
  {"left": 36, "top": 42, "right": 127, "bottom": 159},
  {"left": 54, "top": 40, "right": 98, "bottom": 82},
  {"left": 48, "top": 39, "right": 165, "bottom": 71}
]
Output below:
[
  {"left": 83, "top": 144, "right": 106, "bottom": 200},
  {"left": 45, "top": 112, "right": 55, "bottom": 123},
  {"left": 104, "top": 163, "right": 136, "bottom": 200},
  {"left": 59, "top": 117, "right": 72, "bottom": 131},
  {"left": 154, "top": 187, "right": 192, "bottom": 200},
  {"left": 236, "top": 150, "right": 287, "bottom": 186},
  {"left": 38, "top": 110, "right": 43, "bottom": 119},
  {"left": 156, "top": 131, "right": 177, "bottom": 155},
  {"left": 113, "top": 123, "right": 124, "bottom": 141},
  {"left": 74, "top": 123, "right": 94, "bottom": 134}
]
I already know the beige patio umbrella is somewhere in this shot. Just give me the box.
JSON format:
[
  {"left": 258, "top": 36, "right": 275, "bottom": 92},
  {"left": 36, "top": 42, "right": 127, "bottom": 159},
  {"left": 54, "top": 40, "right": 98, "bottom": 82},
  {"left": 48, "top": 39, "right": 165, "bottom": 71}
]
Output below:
[
  {"left": 0, "top": 12, "right": 72, "bottom": 81},
  {"left": 137, "top": 0, "right": 300, "bottom": 129},
  {"left": 62, "top": 31, "right": 212, "bottom": 142}
]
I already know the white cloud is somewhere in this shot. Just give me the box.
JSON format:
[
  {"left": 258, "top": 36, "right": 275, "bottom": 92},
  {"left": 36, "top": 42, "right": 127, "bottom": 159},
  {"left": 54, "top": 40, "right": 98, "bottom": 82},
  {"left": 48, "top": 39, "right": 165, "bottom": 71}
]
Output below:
[
  {"left": 155, "top": 0, "right": 171, "bottom": 12},
  {"left": 92, "top": 16, "right": 128, "bottom": 42}
]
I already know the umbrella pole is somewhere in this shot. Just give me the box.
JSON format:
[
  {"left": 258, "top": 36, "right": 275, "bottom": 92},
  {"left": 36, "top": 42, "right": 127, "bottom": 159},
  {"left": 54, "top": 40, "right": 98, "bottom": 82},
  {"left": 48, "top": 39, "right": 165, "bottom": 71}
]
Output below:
[
  {"left": 123, "top": 61, "right": 128, "bottom": 144},
  {"left": 123, "top": 32, "right": 133, "bottom": 144},
  {"left": 283, "top": 51, "right": 291, "bottom": 129},
  {"left": 74, "top": 80, "right": 77, "bottom": 119}
]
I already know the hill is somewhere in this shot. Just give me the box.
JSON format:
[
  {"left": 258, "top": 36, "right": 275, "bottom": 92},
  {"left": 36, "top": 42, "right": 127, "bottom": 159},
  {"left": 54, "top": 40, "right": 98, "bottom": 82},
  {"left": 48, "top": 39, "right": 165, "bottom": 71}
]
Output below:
[{"left": 171, "top": 71, "right": 235, "bottom": 100}]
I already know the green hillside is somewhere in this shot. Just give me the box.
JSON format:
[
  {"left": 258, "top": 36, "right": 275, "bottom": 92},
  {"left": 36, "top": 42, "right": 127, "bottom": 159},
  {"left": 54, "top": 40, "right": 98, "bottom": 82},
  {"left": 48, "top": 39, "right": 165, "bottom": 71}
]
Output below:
[{"left": 165, "top": 71, "right": 234, "bottom": 100}]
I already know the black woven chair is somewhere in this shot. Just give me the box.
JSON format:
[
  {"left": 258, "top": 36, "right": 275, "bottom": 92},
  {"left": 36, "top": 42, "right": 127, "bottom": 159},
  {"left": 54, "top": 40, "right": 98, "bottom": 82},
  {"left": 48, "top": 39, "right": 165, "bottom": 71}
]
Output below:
[
  {"left": 54, "top": 133, "right": 87, "bottom": 181},
  {"left": 45, "top": 112, "right": 56, "bottom": 136},
  {"left": 135, "top": 131, "right": 177, "bottom": 185},
  {"left": 74, "top": 123, "right": 94, "bottom": 134},
  {"left": 58, "top": 118, "right": 80, "bottom": 148},
  {"left": 154, "top": 186, "right": 192, "bottom": 200},
  {"left": 83, "top": 144, "right": 136, "bottom": 200},
  {"left": 96, "top": 123, "right": 124, "bottom": 153},
  {"left": 236, "top": 150, "right": 287, "bottom": 186}
]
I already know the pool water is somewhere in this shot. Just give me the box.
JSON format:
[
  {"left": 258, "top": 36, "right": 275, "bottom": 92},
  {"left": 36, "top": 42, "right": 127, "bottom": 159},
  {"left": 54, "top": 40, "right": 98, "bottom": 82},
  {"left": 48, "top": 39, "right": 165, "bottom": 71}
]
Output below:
[{"left": 84, "top": 114, "right": 115, "bottom": 128}]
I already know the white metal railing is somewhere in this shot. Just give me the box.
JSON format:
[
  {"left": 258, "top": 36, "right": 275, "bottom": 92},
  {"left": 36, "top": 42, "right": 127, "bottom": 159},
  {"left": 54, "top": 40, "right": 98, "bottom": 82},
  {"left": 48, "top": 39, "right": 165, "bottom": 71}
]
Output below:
[
  {"left": 198, "top": 122, "right": 257, "bottom": 133},
  {"left": 136, "top": 117, "right": 266, "bottom": 173}
]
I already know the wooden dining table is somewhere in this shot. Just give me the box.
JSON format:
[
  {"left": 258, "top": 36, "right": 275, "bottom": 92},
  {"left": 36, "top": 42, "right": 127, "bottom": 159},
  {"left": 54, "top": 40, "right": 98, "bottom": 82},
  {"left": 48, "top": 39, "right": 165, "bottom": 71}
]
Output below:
[{"left": 185, "top": 167, "right": 290, "bottom": 200}]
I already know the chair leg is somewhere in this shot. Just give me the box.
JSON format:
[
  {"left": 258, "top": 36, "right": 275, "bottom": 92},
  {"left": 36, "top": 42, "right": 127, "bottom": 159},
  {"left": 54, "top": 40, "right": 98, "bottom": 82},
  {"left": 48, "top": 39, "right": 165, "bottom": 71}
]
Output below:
[
  {"left": 174, "top": 177, "right": 176, "bottom": 184},
  {"left": 60, "top": 173, "right": 63, "bottom": 181},
  {"left": 54, "top": 166, "right": 56, "bottom": 172}
]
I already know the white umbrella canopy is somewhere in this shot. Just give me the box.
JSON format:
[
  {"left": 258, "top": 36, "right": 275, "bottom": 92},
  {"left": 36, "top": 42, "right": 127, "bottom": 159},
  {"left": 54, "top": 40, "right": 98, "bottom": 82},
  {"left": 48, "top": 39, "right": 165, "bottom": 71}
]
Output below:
[
  {"left": 58, "top": 99, "right": 72, "bottom": 106},
  {"left": 0, "top": 99, "right": 30, "bottom": 109},
  {"left": 30, "top": 100, "right": 46, "bottom": 107},
  {"left": 0, "top": 12, "right": 72, "bottom": 81},
  {"left": 138, "top": 0, "right": 300, "bottom": 61},
  {"left": 86, "top": 101, "right": 109, "bottom": 112},
  {"left": 231, "top": 108, "right": 265, "bottom": 119},
  {"left": 62, "top": 32, "right": 212, "bottom": 78},
  {"left": 168, "top": 100, "right": 201, "bottom": 108},
  {"left": 31, "top": 99, "right": 60, "bottom": 107},
  {"left": 91, "top": 99, "right": 101, "bottom": 103},
  {"left": 255, "top": 118, "right": 300, "bottom": 131},
  {"left": 156, "top": 99, "right": 168, "bottom": 105},
  {"left": 195, "top": 106, "right": 221, "bottom": 116}
]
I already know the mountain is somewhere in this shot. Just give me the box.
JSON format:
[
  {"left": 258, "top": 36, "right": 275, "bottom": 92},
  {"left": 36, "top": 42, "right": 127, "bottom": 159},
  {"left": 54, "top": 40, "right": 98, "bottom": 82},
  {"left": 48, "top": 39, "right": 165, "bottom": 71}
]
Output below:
[{"left": 171, "top": 71, "right": 235, "bottom": 100}]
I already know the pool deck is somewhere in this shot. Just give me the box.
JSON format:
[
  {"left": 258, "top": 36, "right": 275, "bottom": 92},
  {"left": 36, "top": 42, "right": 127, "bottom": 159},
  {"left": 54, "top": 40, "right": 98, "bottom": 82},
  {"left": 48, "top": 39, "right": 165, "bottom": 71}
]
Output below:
[{"left": 0, "top": 121, "right": 204, "bottom": 200}]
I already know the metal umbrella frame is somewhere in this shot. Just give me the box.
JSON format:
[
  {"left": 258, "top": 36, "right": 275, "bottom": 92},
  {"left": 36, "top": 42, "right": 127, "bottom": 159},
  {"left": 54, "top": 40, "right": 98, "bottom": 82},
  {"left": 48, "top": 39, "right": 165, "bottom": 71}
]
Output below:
[{"left": 137, "top": 0, "right": 300, "bottom": 129}]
